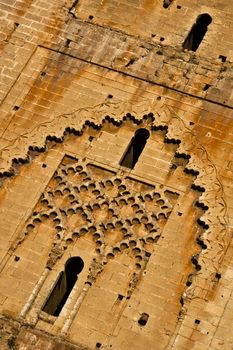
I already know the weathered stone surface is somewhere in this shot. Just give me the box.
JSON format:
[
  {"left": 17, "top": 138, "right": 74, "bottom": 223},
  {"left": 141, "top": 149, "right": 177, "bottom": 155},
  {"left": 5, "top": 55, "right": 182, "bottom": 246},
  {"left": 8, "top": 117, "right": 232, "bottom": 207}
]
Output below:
[
  {"left": 0, "top": 1, "right": 233, "bottom": 350},
  {"left": 0, "top": 316, "right": 89, "bottom": 350}
]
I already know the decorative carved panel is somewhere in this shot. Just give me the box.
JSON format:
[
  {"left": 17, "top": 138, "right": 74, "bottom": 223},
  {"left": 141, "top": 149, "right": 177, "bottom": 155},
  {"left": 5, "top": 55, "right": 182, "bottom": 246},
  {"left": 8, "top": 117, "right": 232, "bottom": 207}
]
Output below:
[{"left": 23, "top": 155, "right": 178, "bottom": 285}]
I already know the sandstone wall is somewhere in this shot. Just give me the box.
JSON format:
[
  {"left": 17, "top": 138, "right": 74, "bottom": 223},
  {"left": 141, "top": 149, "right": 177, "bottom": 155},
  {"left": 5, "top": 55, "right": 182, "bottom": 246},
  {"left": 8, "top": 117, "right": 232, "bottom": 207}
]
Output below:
[{"left": 0, "top": 1, "right": 233, "bottom": 350}]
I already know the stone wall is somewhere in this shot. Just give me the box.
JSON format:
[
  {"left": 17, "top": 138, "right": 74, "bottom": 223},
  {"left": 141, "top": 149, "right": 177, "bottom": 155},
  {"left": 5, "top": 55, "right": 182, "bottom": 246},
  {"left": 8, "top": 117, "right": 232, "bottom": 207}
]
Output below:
[
  {"left": 0, "top": 316, "right": 89, "bottom": 350},
  {"left": 0, "top": 1, "right": 233, "bottom": 350}
]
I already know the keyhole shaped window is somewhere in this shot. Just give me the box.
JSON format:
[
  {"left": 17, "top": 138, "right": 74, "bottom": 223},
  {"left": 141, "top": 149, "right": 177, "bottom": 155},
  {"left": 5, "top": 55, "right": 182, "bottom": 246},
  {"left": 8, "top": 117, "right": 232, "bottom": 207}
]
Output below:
[
  {"left": 120, "top": 128, "right": 150, "bottom": 169},
  {"left": 183, "top": 14, "right": 212, "bottom": 52},
  {"left": 43, "top": 257, "right": 84, "bottom": 316}
]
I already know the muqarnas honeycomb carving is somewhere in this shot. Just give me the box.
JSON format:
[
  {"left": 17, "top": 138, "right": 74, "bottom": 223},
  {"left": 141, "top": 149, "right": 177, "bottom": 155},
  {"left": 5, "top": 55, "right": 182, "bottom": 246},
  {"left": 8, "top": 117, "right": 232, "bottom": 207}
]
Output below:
[{"left": 23, "top": 156, "right": 178, "bottom": 274}]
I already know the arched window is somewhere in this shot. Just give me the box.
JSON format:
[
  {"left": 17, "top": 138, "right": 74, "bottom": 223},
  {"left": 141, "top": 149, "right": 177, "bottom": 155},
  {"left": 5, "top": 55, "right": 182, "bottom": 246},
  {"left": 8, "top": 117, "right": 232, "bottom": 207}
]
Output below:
[
  {"left": 120, "top": 128, "right": 150, "bottom": 169},
  {"left": 183, "top": 14, "right": 212, "bottom": 52},
  {"left": 43, "top": 257, "right": 84, "bottom": 316}
]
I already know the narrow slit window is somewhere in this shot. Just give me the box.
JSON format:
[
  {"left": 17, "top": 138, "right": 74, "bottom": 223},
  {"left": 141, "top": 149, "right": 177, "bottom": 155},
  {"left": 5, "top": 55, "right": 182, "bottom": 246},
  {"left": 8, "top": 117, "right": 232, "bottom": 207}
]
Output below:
[
  {"left": 183, "top": 14, "right": 212, "bottom": 52},
  {"left": 43, "top": 256, "right": 84, "bottom": 316},
  {"left": 120, "top": 128, "right": 150, "bottom": 169}
]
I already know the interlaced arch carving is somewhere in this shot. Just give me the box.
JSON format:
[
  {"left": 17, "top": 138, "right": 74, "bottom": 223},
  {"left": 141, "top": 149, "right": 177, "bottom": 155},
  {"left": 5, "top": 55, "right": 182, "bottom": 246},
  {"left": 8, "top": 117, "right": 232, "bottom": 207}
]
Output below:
[{"left": 0, "top": 99, "right": 228, "bottom": 324}]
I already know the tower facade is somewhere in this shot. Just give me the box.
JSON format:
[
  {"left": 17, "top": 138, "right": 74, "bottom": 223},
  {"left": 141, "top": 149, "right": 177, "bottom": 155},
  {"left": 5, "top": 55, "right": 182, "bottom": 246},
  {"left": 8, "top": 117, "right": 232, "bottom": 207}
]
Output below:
[{"left": 0, "top": 1, "right": 233, "bottom": 349}]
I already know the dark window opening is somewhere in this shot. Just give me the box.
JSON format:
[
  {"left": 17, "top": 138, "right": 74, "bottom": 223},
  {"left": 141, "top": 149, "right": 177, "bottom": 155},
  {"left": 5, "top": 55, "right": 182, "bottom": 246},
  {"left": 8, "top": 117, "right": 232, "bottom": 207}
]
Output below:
[
  {"left": 219, "top": 55, "right": 227, "bottom": 62},
  {"left": 43, "top": 256, "right": 84, "bottom": 316},
  {"left": 163, "top": 0, "right": 173, "bottom": 8},
  {"left": 65, "top": 39, "right": 71, "bottom": 48},
  {"left": 138, "top": 312, "right": 149, "bottom": 326},
  {"left": 203, "top": 84, "right": 211, "bottom": 91},
  {"left": 183, "top": 14, "right": 212, "bottom": 52},
  {"left": 120, "top": 128, "right": 150, "bottom": 169}
]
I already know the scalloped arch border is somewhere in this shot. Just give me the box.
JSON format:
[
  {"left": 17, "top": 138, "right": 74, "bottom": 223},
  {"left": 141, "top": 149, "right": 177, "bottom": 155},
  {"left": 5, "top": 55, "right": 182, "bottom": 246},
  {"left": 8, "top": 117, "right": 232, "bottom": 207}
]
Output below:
[{"left": 0, "top": 99, "right": 229, "bottom": 300}]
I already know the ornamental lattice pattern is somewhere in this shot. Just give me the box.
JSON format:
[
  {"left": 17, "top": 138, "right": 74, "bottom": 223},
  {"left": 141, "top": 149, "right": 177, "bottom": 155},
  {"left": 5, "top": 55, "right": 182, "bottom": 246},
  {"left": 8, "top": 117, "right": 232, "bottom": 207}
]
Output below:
[{"left": 22, "top": 156, "right": 178, "bottom": 287}]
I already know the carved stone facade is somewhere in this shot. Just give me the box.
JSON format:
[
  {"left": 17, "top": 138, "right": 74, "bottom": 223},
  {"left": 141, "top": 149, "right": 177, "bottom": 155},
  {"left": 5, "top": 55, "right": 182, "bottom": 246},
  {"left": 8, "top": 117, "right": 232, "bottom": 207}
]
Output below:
[{"left": 0, "top": 1, "right": 233, "bottom": 350}]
